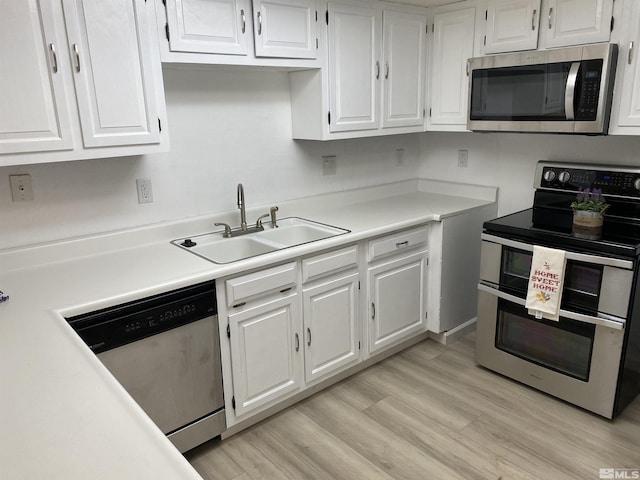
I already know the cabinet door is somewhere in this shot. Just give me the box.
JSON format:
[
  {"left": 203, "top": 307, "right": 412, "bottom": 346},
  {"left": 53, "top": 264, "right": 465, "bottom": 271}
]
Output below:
[
  {"left": 368, "top": 252, "right": 427, "bottom": 355},
  {"left": 165, "top": 0, "right": 249, "bottom": 55},
  {"left": 303, "top": 273, "right": 359, "bottom": 384},
  {"left": 544, "top": 0, "right": 613, "bottom": 48},
  {"left": 253, "top": 0, "right": 317, "bottom": 59},
  {"left": 484, "top": 0, "right": 541, "bottom": 54},
  {"left": 328, "top": 2, "right": 381, "bottom": 132},
  {"left": 381, "top": 10, "right": 427, "bottom": 129},
  {"left": 613, "top": 0, "right": 640, "bottom": 129},
  {"left": 228, "top": 294, "right": 302, "bottom": 417},
  {"left": 62, "top": 0, "right": 161, "bottom": 148},
  {"left": 429, "top": 8, "right": 475, "bottom": 129},
  {"left": 0, "top": 1, "right": 73, "bottom": 154}
]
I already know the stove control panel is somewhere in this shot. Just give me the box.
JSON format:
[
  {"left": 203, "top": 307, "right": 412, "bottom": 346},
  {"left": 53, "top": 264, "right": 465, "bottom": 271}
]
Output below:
[{"left": 535, "top": 162, "right": 640, "bottom": 198}]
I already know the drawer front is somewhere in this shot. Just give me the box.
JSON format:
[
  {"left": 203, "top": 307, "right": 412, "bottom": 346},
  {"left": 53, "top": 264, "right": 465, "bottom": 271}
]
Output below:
[
  {"left": 226, "top": 262, "right": 297, "bottom": 306},
  {"left": 302, "top": 245, "right": 358, "bottom": 283},
  {"left": 368, "top": 227, "right": 428, "bottom": 262}
]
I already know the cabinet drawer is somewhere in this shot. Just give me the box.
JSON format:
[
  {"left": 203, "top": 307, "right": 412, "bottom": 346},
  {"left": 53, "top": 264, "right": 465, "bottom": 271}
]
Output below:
[
  {"left": 226, "top": 262, "right": 297, "bottom": 306},
  {"left": 368, "top": 227, "right": 427, "bottom": 262},
  {"left": 302, "top": 245, "right": 358, "bottom": 283}
]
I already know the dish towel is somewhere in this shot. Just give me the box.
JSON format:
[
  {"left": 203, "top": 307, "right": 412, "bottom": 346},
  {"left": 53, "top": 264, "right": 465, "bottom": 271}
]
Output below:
[{"left": 525, "top": 245, "right": 567, "bottom": 321}]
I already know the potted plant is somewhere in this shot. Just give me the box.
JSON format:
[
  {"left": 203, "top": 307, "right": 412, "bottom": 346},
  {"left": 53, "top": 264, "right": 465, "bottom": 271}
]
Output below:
[{"left": 570, "top": 188, "right": 609, "bottom": 239}]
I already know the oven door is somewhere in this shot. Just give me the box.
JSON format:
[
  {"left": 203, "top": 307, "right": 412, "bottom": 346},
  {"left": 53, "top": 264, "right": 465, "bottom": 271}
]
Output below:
[
  {"left": 480, "top": 234, "right": 635, "bottom": 319},
  {"left": 476, "top": 285, "right": 624, "bottom": 418}
]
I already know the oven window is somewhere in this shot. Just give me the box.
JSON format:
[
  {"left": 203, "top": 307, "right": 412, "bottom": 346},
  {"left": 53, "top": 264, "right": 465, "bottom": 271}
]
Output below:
[
  {"left": 496, "top": 300, "right": 595, "bottom": 381},
  {"left": 500, "top": 247, "right": 603, "bottom": 313},
  {"left": 501, "top": 248, "right": 532, "bottom": 293}
]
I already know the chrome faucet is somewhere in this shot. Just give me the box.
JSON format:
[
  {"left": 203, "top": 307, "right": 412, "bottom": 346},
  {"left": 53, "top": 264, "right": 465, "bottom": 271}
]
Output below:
[{"left": 237, "top": 183, "right": 247, "bottom": 231}]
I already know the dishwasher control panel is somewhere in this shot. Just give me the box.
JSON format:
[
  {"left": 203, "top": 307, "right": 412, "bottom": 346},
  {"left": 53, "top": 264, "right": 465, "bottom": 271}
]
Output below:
[{"left": 66, "top": 281, "right": 217, "bottom": 354}]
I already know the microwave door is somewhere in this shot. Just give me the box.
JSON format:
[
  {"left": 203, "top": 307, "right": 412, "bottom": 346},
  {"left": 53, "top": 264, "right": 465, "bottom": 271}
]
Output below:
[{"left": 469, "top": 62, "right": 575, "bottom": 131}]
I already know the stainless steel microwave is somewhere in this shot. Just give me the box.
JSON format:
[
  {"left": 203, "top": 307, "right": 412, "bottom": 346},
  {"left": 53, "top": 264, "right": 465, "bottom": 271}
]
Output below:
[{"left": 467, "top": 43, "right": 618, "bottom": 135}]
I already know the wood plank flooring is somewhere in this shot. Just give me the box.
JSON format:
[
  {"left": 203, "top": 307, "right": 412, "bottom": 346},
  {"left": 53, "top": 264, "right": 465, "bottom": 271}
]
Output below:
[{"left": 185, "top": 333, "right": 640, "bottom": 480}]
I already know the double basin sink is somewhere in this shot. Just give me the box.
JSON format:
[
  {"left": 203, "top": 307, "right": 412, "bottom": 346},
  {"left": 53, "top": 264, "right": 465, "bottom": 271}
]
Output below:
[{"left": 173, "top": 217, "right": 350, "bottom": 264}]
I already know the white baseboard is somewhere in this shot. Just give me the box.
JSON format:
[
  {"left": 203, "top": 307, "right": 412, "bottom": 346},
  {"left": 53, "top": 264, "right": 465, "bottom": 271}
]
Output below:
[{"left": 428, "top": 318, "right": 476, "bottom": 345}]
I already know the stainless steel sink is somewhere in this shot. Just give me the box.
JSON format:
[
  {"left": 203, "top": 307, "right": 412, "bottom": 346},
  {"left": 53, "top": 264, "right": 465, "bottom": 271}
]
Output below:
[{"left": 173, "top": 217, "right": 349, "bottom": 264}]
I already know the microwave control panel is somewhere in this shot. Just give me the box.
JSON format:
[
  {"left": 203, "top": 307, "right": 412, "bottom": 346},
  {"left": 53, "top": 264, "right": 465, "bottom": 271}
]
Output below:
[{"left": 575, "top": 59, "right": 603, "bottom": 121}]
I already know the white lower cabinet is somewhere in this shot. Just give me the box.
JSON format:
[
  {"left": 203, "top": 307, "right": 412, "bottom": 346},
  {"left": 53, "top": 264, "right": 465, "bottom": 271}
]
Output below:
[
  {"left": 303, "top": 272, "right": 360, "bottom": 384},
  {"left": 228, "top": 293, "right": 303, "bottom": 417},
  {"left": 366, "top": 228, "right": 428, "bottom": 355},
  {"left": 221, "top": 235, "right": 428, "bottom": 428}
]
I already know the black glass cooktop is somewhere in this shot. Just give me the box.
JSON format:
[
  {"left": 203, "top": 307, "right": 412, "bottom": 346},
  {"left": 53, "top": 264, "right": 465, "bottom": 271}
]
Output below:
[{"left": 484, "top": 208, "right": 640, "bottom": 259}]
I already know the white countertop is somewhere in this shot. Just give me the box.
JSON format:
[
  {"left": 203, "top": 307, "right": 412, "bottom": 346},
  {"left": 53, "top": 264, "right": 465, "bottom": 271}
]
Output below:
[{"left": 0, "top": 179, "right": 497, "bottom": 480}]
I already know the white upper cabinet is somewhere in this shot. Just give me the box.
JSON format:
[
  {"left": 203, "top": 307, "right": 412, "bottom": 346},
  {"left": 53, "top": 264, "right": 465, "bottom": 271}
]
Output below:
[
  {"left": 165, "top": 0, "right": 250, "bottom": 55},
  {"left": 381, "top": 10, "right": 427, "bottom": 129},
  {"left": 484, "top": 0, "right": 541, "bottom": 54},
  {"left": 0, "top": 1, "right": 73, "bottom": 154},
  {"left": 253, "top": 0, "right": 317, "bottom": 59},
  {"left": 62, "top": 0, "right": 161, "bottom": 148},
  {"left": 0, "top": 0, "right": 73, "bottom": 155},
  {"left": 542, "top": 0, "right": 614, "bottom": 48},
  {"left": 1, "top": 0, "right": 166, "bottom": 165},
  {"left": 159, "top": 0, "right": 320, "bottom": 65},
  {"left": 328, "top": 2, "right": 381, "bottom": 132},
  {"left": 290, "top": 2, "right": 426, "bottom": 140},
  {"left": 609, "top": 0, "right": 640, "bottom": 134},
  {"left": 428, "top": 6, "right": 476, "bottom": 130}
]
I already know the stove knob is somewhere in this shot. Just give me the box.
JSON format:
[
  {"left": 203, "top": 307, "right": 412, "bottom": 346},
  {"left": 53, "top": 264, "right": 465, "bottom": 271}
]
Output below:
[
  {"left": 543, "top": 170, "right": 556, "bottom": 182},
  {"left": 635, "top": 178, "right": 640, "bottom": 191},
  {"left": 558, "top": 171, "right": 571, "bottom": 184}
]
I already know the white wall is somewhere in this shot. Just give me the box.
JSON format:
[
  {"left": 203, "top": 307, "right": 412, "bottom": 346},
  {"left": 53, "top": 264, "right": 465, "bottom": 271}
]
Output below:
[
  {"left": 0, "top": 67, "right": 419, "bottom": 250},
  {"left": 419, "top": 132, "right": 640, "bottom": 216}
]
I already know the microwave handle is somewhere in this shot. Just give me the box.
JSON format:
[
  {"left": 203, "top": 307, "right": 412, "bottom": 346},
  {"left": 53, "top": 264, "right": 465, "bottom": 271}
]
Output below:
[
  {"left": 565, "top": 62, "right": 580, "bottom": 121},
  {"left": 477, "top": 282, "right": 625, "bottom": 331}
]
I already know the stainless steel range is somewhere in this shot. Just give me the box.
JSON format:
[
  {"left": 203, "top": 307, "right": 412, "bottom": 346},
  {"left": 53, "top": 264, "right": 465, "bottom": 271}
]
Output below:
[{"left": 476, "top": 161, "right": 640, "bottom": 418}]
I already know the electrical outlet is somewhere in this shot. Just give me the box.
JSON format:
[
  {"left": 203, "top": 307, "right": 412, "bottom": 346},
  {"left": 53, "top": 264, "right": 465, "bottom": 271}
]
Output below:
[
  {"left": 457, "top": 149, "right": 469, "bottom": 168},
  {"left": 136, "top": 178, "right": 153, "bottom": 204},
  {"left": 10, "top": 174, "right": 34, "bottom": 202},
  {"left": 395, "top": 148, "right": 405, "bottom": 167},
  {"left": 322, "top": 155, "right": 337, "bottom": 176}
]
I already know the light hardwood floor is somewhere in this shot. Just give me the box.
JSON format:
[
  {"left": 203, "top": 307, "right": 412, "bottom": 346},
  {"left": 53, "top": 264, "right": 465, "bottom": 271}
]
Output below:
[{"left": 185, "top": 333, "right": 640, "bottom": 480}]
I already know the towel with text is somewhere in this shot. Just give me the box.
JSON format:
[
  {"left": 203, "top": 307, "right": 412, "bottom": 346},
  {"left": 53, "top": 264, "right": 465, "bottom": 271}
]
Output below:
[{"left": 525, "top": 245, "right": 566, "bottom": 321}]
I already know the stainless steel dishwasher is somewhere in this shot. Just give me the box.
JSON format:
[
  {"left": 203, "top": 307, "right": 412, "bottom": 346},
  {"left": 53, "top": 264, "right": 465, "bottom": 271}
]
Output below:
[{"left": 66, "top": 281, "right": 225, "bottom": 452}]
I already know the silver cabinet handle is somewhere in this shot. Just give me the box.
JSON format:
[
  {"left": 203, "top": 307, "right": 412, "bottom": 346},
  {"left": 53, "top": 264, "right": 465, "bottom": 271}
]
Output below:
[
  {"left": 375, "top": 61, "right": 380, "bottom": 79},
  {"left": 548, "top": 7, "right": 553, "bottom": 29},
  {"left": 307, "top": 328, "right": 311, "bottom": 346},
  {"left": 531, "top": 9, "right": 537, "bottom": 31},
  {"left": 371, "top": 302, "right": 376, "bottom": 320},
  {"left": 241, "top": 9, "right": 246, "bottom": 34},
  {"left": 629, "top": 41, "right": 635, "bottom": 65},
  {"left": 49, "top": 43, "right": 58, "bottom": 73},
  {"left": 73, "top": 43, "right": 80, "bottom": 73},
  {"left": 384, "top": 62, "right": 389, "bottom": 79},
  {"left": 257, "top": 11, "right": 262, "bottom": 35},
  {"left": 295, "top": 333, "right": 300, "bottom": 352},
  {"left": 466, "top": 60, "right": 470, "bottom": 77}
]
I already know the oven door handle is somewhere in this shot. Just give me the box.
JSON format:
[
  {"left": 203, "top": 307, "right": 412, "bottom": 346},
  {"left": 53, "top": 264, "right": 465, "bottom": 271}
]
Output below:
[
  {"left": 477, "top": 283, "right": 626, "bottom": 331},
  {"left": 481, "top": 233, "right": 634, "bottom": 270}
]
